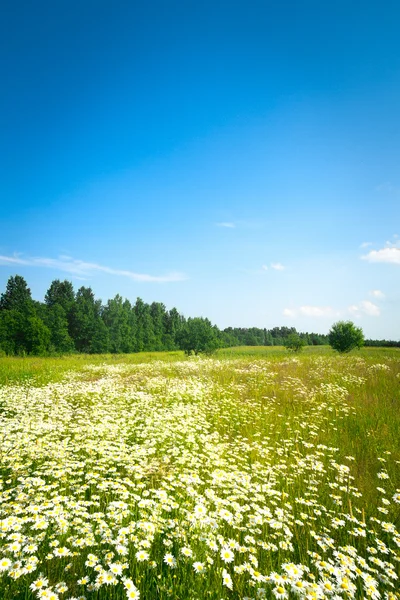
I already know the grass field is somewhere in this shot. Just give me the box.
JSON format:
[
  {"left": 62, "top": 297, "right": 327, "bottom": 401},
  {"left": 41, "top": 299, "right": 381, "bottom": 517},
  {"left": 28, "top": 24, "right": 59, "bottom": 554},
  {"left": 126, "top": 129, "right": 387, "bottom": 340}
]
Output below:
[{"left": 0, "top": 347, "right": 399, "bottom": 599}]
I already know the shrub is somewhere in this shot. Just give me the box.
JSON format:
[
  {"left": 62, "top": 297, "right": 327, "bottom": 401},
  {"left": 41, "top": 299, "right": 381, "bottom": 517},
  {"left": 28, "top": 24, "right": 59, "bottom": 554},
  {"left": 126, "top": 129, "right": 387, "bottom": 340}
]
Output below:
[
  {"left": 285, "top": 333, "right": 305, "bottom": 352},
  {"left": 328, "top": 320, "right": 364, "bottom": 353}
]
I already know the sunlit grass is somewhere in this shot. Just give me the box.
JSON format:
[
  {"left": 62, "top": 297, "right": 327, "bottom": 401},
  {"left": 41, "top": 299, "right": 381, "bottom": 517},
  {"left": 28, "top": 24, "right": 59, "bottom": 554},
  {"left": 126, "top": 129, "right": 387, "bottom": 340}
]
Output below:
[{"left": 0, "top": 348, "right": 399, "bottom": 599}]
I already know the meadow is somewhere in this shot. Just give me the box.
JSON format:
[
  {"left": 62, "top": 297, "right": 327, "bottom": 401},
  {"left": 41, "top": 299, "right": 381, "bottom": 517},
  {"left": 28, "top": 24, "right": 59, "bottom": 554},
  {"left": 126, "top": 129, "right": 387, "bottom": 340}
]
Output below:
[{"left": 0, "top": 347, "right": 399, "bottom": 600}]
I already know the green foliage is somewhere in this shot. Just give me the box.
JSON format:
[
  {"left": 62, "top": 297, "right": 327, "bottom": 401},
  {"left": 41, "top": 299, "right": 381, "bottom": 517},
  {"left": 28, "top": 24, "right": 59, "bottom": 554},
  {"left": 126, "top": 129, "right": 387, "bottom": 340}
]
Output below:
[
  {"left": 25, "top": 315, "right": 52, "bottom": 355},
  {"left": 0, "top": 309, "right": 51, "bottom": 356},
  {"left": 0, "top": 275, "right": 33, "bottom": 313},
  {"left": 0, "top": 275, "right": 395, "bottom": 358},
  {"left": 0, "top": 277, "right": 40, "bottom": 355},
  {"left": 102, "top": 295, "right": 133, "bottom": 353},
  {"left": 44, "top": 279, "right": 75, "bottom": 313},
  {"left": 224, "top": 326, "right": 329, "bottom": 347},
  {"left": 0, "top": 349, "right": 398, "bottom": 599},
  {"left": 133, "top": 298, "right": 153, "bottom": 352},
  {"left": 162, "top": 307, "right": 183, "bottom": 350},
  {"left": 328, "top": 320, "right": 365, "bottom": 353},
  {"left": 69, "top": 287, "right": 108, "bottom": 353},
  {"left": 285, "top": 332, "right": 306, "bottom": 352},
  {"left": 176, "top": 317, "right": 220, "bottom": 355},
  {"left": 150, "top": 302, "right": 166, "bottom": 351},
  {"left": 365, "top": 338, "right": 400, "bottom": 348},
  {"left": 0, "top": 309, "right": 27, "bottom": 355},
  {"left": 43, "top": 305, "right": 74, "bottom": 353}
]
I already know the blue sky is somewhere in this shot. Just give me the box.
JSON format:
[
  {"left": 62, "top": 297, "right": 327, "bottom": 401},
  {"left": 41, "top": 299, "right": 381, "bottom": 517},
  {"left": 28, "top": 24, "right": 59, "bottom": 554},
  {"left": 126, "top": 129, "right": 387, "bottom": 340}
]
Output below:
[{"left": 1, "top": 0, "right": 399, "bottom": 339}]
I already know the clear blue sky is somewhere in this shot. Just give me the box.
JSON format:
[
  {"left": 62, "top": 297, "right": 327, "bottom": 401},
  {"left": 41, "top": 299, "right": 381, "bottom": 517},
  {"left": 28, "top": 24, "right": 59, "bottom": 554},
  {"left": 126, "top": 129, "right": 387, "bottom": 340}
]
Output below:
[{"left": 1, "top": 0, "right": 399, "bottom": 338}]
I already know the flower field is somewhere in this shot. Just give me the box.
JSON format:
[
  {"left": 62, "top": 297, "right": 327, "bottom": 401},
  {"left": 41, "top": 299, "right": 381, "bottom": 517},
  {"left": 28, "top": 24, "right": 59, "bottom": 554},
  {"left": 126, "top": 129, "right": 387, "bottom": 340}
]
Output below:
[{"left": 0, "top": 349, "right": 399, "bottom": 600}]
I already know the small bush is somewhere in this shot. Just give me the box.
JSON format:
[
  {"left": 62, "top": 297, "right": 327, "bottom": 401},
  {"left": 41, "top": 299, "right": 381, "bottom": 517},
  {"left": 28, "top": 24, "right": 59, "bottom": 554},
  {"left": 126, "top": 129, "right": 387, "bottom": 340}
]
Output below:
[
  {"left": 285, "top": 333, "right": 305, "bottom": 352},
  {"left": 328, "top": 320, "right": 364, "bottom": 353}
]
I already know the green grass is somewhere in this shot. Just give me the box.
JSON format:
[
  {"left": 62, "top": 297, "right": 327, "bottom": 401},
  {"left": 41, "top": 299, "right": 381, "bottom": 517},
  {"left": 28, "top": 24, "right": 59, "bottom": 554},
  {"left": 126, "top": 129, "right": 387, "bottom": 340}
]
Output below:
[
  {"left": 0, "top": 347, "right": 399, "bottom": 600},
  {"left": 0, "top": 345, "right": 398, "bottom": 385},
  {"left": 0, "top": 351, "right": 184, "bottom": 386}
]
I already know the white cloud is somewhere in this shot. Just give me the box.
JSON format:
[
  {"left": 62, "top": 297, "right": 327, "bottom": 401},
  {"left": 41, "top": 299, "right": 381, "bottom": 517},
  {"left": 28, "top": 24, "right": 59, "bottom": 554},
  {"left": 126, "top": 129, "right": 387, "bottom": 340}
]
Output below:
[
  {"left": 0, "top": 254, "right": 186, "bottom": 283},
  {"left": 216, "top": 222, "right": 235, "bottom": 228},
  {"left": 361, "top": 301, "right": 380, "bottom": 316},
  {"left": 348, "top": 300, "right": 380, "bottom": 317},
  {"left": 261, "top": 262, "right": 286, "bottom": 272},
  {"left": 369, "top": 289, "right": 385, "bottom": 299},
  {"left": 284, "top": 296, "right": 382, "bottom": 320},
  {"left": 283, "top": 306, "right": 335, "bottom": 318},
  {"left": 348, "top": 304, "right": 359, "bottom": 315},
  {"left": 360, "top": 242, "right": 373, "bottom": 248},
  {"left": 299, "top": 306, "right": 335, "bottom": 317},
  {"left": 283, "top": 300, "right": 382, "bottom": 320},
  {"left": 362, "top": 247, "right": 400, "bottom": 265}
]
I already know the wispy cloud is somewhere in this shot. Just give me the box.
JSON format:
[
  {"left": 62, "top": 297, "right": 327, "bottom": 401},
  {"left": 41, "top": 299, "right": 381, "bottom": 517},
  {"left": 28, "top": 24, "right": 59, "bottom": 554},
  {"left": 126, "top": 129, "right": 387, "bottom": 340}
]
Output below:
[
  {"left": 215, "top": 219, "right": 266, "bottom": 230},
  {"left": 360, "top": 241, "right": 373, "bottom": 249},
  {"left": 215, "top": 222, "right": 236, "bottom": 228},
  {"left": 369, "top": 289, "right": 385, "bottom": 299},
  {"left": 362, "top": 247, "right": 400, "bottom": 265},
  {"left": 0, "top": 254, "right": 186, "bottom": 283},
  {"left": 270, "top": 262, "right": 285, "bottom": 271},
  {"left": 261, "top": 262, "right": 286, "bottom": 272}
]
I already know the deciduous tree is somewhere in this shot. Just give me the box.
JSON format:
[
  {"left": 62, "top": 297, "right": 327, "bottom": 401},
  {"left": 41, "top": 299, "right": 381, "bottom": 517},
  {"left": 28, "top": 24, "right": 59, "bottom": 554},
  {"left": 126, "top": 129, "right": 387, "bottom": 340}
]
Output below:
[
  {"left": 177, "top": 317, "right": 220, "bottom": 355},
  {"left": 285, "top": 333, "right": 306, "bottom": 352},
  {"left": 328, "top": 321, "right": 364, "bottom": 353}
]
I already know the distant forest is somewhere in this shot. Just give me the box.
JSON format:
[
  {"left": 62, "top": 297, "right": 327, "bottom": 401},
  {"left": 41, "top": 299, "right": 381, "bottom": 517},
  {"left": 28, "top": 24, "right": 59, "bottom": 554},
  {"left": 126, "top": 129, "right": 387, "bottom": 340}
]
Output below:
[{"left": 0, "top": 275, "right": 398, "bottom": 356}]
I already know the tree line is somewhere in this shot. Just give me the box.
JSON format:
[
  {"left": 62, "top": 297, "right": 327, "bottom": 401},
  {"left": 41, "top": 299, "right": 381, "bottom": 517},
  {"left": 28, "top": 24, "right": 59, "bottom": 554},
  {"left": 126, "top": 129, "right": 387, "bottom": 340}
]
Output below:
[
  {"left": 223, "top": 326, "right": 328, "bottom": 347},
  {"left": 0, "top": 275, "right": 397, "bottom": 356}
]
